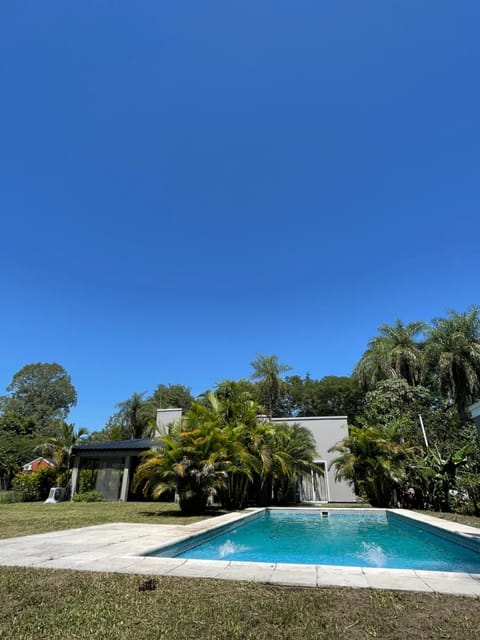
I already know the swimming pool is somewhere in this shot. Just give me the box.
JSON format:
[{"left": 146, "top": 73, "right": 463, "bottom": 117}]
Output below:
[{"left": 146, "top": 509, "right": 480, "bottom": 573}]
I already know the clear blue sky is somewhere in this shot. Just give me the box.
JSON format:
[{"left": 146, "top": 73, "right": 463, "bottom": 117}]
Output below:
[{"left": 1, "top": 1, "right": 479, "bottom": 432}]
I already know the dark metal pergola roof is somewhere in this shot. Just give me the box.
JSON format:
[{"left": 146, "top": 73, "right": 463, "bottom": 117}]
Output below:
[{"left": 72, "top": 438, "right": 154, "bottom": 454}]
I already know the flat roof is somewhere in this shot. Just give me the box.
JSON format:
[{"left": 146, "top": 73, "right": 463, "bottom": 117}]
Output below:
[{"left": 72, "top": 438, "right": 153, "bottom": 453}]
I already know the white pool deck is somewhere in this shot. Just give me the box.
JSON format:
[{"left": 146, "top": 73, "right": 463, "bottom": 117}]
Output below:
[{"left": 0, "top": 508, "right": 479, "bottom": 596}]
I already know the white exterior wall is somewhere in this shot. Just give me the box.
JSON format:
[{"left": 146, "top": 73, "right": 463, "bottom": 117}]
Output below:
[
  {"left": 155, "top": 408, "right": 182, "bottom": 435},
  {"left": 469, "top": 401, "right": 480, "bottom": 438},
  {"left": 271, "top": 416, "right": 356, "bottom": 502}
]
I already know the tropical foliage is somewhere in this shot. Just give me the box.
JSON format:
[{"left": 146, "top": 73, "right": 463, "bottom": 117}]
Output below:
[
  {"left": 134, "top": 384, "right": 320, "bottom": 514},
  {"left": 332, "top": 307, "right": 480, "bottom": 513},
  {"left": 353, "top": 320, "right": 425, "bottom": 389},
  {"left": 425, "top": 308, "right": 480, "bottom": 422},
  {"left": 35, "top": 422, "right": 88, "bottom": 481},
  {"left": 330, "top": 419, "right": 419, "bottom": 507}
]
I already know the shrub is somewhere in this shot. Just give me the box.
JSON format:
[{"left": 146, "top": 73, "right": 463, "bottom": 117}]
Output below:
[
  {"left": 12, "top": 468, "right": 57, "bottom": 502},
  {"left": 72, "top": 490, "right": 103, "bottom": 503}
]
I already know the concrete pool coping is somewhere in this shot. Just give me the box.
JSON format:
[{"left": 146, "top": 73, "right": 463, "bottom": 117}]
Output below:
[{"left": 0, "top": 508, "right": 479, "bottom": 596}]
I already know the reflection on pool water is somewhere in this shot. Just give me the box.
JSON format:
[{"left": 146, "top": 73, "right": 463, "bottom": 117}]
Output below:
[{"left": 147, "top": 510, "right": 480, "bottom": 572}]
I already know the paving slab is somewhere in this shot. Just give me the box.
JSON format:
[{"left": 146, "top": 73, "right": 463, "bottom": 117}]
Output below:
[
  {"left": 269, "top": 563, "right": 317, "bottom": 587},
  {"left": 362, "top": 568, "right": 433, "bottom": 592}
]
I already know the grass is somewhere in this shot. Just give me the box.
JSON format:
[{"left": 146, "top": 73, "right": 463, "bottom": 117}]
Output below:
[
  {"left": 421, "top": 510, "right": 480, "bottom": 529},
  {"left": 0, "top": 567, "right": 479, "bottom": 640},
  {"left": 0, "top": 501, "right": 214, "bottom": 540},
  {"left": 0, "top": 502, "right": 479, "bottom": 638}
]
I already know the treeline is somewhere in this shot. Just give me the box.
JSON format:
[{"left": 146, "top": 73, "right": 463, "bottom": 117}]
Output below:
[{"left": 1, "top": 306, "right": 480, "bottom": 513}]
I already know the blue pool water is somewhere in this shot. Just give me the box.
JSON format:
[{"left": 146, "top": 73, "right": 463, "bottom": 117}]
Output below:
[{"left": 149, "top": 510, "right": 480, "bottom": 572}]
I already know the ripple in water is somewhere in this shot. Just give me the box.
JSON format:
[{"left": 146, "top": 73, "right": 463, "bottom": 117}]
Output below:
[
  {"left": 358, "top": 542, "right": 387, "bottom": 567},
  {"left": 218, "top": 540, "right": 249, "bottom": 558}
]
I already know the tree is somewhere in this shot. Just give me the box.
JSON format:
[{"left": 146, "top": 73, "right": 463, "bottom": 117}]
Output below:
[
  {"left": 267, "top": 422, "right": 321, "bottom": 505},
  {"left": 114, "top": 392, "right": 153, "bottom": 439},
  {"left": 36, "top": 422, "right": 88, "bottom": 472},
  {"left": 425, "top": 307, "right": 480, "bottom": 422},
  {"left": 353, "top": 320, "right": 426, "bottom": 389},
  {"left": 361, "top": 378, "right": 434, "bottom": 443},
  {"left": 283, "top": 374, "right": 363, "bottom": 420},
  {"left": 0, "top": 363, "right": 77, "bottom": 434},
  {"left": 134, "top": 402, "right": 229, "bottom": 515},
  {"left": 147, "top": 384, "right": 194, "bottom": 413},
  {"left": 0, "top": 433, "right": 40, "bottom": 484},
  {"left": 330, "top": 419, "right": 418, "bottom": 507},
  {"left": 250, "top": 354, "right": 292, "bottom": 417}
]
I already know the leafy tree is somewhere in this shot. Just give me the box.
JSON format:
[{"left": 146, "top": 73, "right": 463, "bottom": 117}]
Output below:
[
  {"left": 147, "top": 384, "right": 194, "bottom": 413},
  {"left": 353, "top": 320, "right": 426, "bottom": 389},
  {"left": 283, "top": 374, "right": 363, "bottom": 420},
  {"left": 0, "top": 412, "right": 37, "bottom": 437},
  {"left": 361, "top": 378, "right": 434, "bottom": 444},
  {"left": 0, "top": 363, "right": 77, "bottom": 434},
  {"left": 0, "top": 433, "right": 41, "bottom": 484},
  {"left": 87, "top": 418, "right": 127, "bottom": 442},
  {"left": 425, "top": 307, "right": 480, "bottom": 422},
  {"left": 250, "top": 354, "right": 292, "bottom": 417}
]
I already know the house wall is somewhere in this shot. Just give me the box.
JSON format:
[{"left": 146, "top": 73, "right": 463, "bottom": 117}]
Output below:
[
  {"left": 156, "top": 408, "right": 182, "bottom": 435},
  {"left": 469, "top": 400, "right": 480, "bottom": 438},
  {"left": 22, "top": 458, "right": 54, "bottom": 473},
  {"left": 271, "top": 416, "right": 356, "bottom": 502}
]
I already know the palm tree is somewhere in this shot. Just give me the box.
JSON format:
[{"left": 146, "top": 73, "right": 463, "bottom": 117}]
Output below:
[
  {"left": 35, "top": 422, "right": 88, "bottom": 484},
  {"left": 330, "top": 419, "right": 417, "bottom": 507},
  {"left": 425, "top": 307, "right": 480, "bottom": 422},
  {"left": 250, "top": 354, "right": 292, "bottom": 417},
  {"left": 267, "top": 422, "right": 321, "bottom": 504},
  {"left": 116, "top": 392, "right": 153, "bottom": 439},
  {"left": 353, "top": 320, "right": 426, "bottom": 389},
  {"left": 134, "top": 403, "right": 230, "bottom": 515}
]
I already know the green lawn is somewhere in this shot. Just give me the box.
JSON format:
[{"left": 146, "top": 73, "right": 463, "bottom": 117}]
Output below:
[
  {"left": 0, "top": 502, "right": 479, "bottom": 639},
  {"left": 0, "top": 567, "right": 479, "bottom": 640},
  {"left": 420, "top": 510, "right": 480, "bottom": 529},
  {"left": 0, "top": 501, "right": 212, "bottom": 540}
]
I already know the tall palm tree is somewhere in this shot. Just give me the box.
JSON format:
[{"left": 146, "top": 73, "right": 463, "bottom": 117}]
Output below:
[
  {"left": 425, "top": 307, "right": 480, "bottom": 422},
  {"left": 250, "top": 354, "right": 292, "bottom": 417},
  {"left": 353, "top": 320, "right": 426, "bottom": 389},
  {"left": 116, "top": 392, "right": 153, "bottom": 439}
]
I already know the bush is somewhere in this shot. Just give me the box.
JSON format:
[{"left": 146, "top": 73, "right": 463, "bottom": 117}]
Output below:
[
  {"left": 12, "top": 468, "right": 57, "bottom": 502},
  {"left": 72, "top": 490, "right": 103, "bottom": 503}
]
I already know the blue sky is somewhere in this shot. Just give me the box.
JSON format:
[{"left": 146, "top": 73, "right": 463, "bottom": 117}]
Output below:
[{"left": 1, "top": 1, "right": 479, "bottom": 432}]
